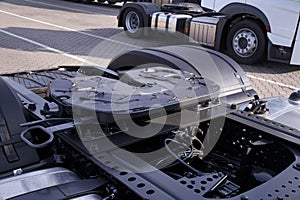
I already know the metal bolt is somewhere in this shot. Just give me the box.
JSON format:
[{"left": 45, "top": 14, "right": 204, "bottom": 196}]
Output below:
[
  {"left": 43, "top": 103, "right": 50, "bottom": 111},
  {"left": 28, "top": 103, "right": 36, "bottom": 111},
  {"left": 231, "top": 104, "right": 237, "bottom": 109},
  {"left": 241, "top": 195, "right": 248, "bottom": 200},
  {"left": 13, "top": 168, "right": 23, "bottom": 176},
  {"left": 294, "top": 163, "right": 300, "bottom": 171}
]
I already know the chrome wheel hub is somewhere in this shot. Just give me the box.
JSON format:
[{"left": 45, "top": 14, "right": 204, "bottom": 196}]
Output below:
[
  {"left": 125, "top": 11, "right": 140, "bottom": 33},
  {"left": 232, "top": 28, "right": 258, "bottom": 57}
]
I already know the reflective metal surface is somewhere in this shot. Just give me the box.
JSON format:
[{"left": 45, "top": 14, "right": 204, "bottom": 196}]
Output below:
[
  {"left": 151, "top": 12, "right": 192, "bottom": 33},
  {"left": 0, "top": 167, "right": 79, "bottom": 200},
  {"left": 189, "top": 16, "right": 218, "bottom": 47},
  {"left": 125, "top": 11, "right": 140, "bottom": 34},
  {"left": 71, "top": 194, "right": 103, "bottom": 200},
  {"left": 232, "top": 28, "right": 258, "bottom": 57},
  {"left": 240, "top": 97, "right": 300, "bottom": 131},
  {"left": 263, "top": 97, "right": 300, "bottom": 131}
]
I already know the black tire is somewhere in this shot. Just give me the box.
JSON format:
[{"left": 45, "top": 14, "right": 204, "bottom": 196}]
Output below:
[
  {"left": 225, "top": 19, "right": 266, "bottom": 64},
  {"left": 122, "top": 8, "right": 144, "bottom": 38},
  {"left": 107, "top": 1, "right": 116, "bottom": 4}
]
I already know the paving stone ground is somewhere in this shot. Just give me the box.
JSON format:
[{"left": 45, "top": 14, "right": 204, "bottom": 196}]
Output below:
[{"left": 0, "top": 0, "right": 299, "bottom": 98}]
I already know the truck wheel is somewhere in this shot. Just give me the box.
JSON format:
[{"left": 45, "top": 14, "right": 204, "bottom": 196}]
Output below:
[
  {"left": 123, "top": 8, "right": 144, "bottom": 38},
  {"left": 226, "top": 19, "right": 266, "bottom": 64},
  {"left": 107, "top": 1, "right": 116, "bottom": 5}
]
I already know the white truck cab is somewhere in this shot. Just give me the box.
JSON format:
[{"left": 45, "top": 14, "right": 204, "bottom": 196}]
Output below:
[
  {"left": 119, "top": 0, "right": 300, "bottom": 64},
  {"left": 201, "top": 0, "right": 300, "bottom": 65}
]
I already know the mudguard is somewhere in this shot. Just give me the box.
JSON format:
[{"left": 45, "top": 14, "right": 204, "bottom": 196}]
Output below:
[
  {"left": 48, "top": 67, "right": 220, "bottom": 124},
  {"left": 108, "top": 45, "right": 256, "bottom": 104},
  {"left": 118, "top": 3, "right": 161, "bottom": 27}
]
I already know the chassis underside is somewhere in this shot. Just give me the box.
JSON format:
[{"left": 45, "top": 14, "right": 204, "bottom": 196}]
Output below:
[{"left": 0, "top": 47, "right": 300, "bottom": 200}]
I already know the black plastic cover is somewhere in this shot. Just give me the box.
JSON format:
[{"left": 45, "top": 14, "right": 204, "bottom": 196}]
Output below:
[
  {"left": 0, "top": 78, "right": 39, "bottom": 173},
  {"left": 49, "top": 67, "right": 220, "bottom": 123},
  {"left": 108, "top": 45, "right": 256, "bottom": 104}
]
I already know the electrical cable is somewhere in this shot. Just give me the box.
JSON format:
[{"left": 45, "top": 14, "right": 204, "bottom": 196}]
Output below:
[{"left": 164, "top": 138, "right": 205, "bottom": 176}]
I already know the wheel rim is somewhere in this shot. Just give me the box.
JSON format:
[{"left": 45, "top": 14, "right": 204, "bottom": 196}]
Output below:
[
  {"left": 125, "top": 11, "right": 140, "bottom": 34},
  {"left": 232, "top": 28, "right": 258, "bottom": 58}
]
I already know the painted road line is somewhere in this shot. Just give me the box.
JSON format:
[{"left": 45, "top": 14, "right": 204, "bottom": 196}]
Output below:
[
  {"left": 0, "top": 9, "right": 138, "bottom": 48},
  {"left": 0, "top": 29, "right": 102, "bottom": 66},
  {"left": 247, "top": 74, "right": 298, "bottom": 90},
  {"left": 23, "top": 0, "right": 117, "bottom": 14},
  {"left": 0, "top": 8, "right": 298, "bottom": 90}
]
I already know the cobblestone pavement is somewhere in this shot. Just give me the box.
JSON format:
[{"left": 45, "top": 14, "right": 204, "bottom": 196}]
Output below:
[
  {"left": 0, "top": 0, "right": 299, "bottom": 98},
  {"left": 241, "top": 62, "right": 299, "bottom": 98}
]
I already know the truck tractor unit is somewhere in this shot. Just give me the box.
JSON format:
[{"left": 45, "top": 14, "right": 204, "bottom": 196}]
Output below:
[
  {"left": 1, "top": 46, "right": 300, "bottom": 199},
  {"left": 118, "top": 0, "right": 300, "bottom": 65}
]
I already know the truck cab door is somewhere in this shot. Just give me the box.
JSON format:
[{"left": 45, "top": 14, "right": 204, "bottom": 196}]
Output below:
[
  {"left": 200, "top": 0, "right": 215, "bottom": 10},
  {"left": 201, "top": 0, "right": 246, "bottom": 12}
]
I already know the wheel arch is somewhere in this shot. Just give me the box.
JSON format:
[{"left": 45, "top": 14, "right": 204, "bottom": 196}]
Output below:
[
  {"left": 219, "top": 3, "right": 270, "bottom": 50},
  {"left": 220, "top": 3, "right": 270, "bottom": 28},
  {"left": 118, "top": 3, "right": 160, "bottom": 27},
  {"left": 107, "top": 45, "right": 256, "bottom": 103}
]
